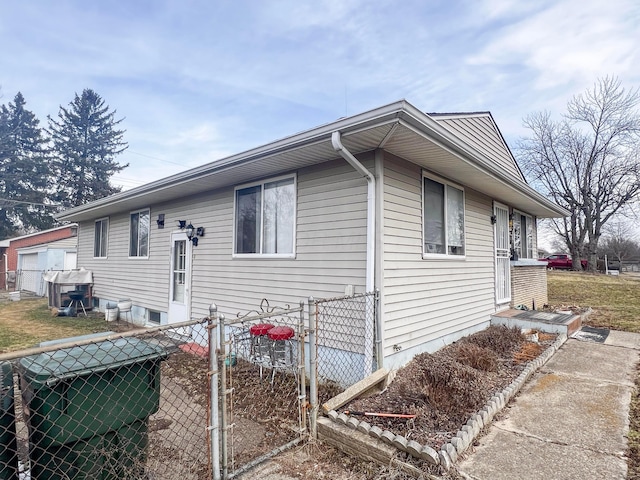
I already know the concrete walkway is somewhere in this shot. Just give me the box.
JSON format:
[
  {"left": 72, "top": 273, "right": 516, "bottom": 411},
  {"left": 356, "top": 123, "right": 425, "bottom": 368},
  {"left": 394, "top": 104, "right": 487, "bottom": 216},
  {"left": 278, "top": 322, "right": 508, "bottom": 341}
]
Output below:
[{"left": 458, "top": 331, "right": 640, "bottom": 480}]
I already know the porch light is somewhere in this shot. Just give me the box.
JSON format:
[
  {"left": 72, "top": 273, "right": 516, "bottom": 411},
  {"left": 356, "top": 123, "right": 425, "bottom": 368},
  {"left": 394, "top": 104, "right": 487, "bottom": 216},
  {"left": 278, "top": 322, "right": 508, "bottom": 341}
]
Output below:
[{"left": 181, "top": 222, "right": 204, "bottom": 246}]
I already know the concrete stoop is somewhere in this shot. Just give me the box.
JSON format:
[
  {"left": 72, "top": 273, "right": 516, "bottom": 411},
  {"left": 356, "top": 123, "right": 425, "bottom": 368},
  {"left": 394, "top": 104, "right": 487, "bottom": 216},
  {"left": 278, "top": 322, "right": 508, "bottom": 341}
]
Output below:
[
  {"left": 319, "top": 334, "right": 568, "bottom": 478},
  {"left": 490, "top": 308, "right": 590, "bottom": 337}
]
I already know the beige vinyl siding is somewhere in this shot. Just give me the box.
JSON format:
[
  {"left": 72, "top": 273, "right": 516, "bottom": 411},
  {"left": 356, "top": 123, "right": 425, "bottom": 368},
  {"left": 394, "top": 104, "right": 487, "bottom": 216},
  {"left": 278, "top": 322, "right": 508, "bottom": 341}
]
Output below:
[
  {"left": 382, "top": 153, "right": 495, "bottom": 356},
  {"left": 77, "top": 156, "right": 369, "bottom": 319},
  {"left": 434, "top": 115, "right": 524, "bottom": 182}
]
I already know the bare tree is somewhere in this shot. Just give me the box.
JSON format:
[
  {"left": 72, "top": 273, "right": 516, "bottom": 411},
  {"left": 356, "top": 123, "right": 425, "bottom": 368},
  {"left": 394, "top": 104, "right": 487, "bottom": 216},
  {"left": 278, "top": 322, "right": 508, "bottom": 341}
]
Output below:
[
  {"left": 598, "top": 217, "right": 640, "bottom": 271},
  {"left": 518, "top": 77, "right": 640, "bottom": 271}
]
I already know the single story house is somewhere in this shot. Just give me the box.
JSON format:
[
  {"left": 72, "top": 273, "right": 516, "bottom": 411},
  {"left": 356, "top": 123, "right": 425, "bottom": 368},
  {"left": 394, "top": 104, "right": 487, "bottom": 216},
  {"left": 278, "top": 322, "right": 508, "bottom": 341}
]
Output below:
[
  {"left": 1, "top": 224, "right": 78, "bottom": 294},
  {"left": 56, "top": 100, "right": 567, "bottom": 368}
]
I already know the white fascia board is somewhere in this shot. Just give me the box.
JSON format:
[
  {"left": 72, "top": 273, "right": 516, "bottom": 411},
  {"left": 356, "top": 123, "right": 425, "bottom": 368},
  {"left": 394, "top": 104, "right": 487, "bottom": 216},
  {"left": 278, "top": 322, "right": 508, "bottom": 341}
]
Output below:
[
  {"left": 56, "top": 98, "right": 568, "bottom": 221},
  {"left": 395, "top": 105, "right": 569, "bottom": 217},
  {"left": 56, "top": 101, "right": 409, "bottom": 222}
]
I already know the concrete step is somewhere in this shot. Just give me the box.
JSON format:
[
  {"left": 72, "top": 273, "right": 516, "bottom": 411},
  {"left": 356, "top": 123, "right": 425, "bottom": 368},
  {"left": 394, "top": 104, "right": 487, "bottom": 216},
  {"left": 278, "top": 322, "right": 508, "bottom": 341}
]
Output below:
[{"left": 490, "top": 309, "right": 583, "bottom": 337}]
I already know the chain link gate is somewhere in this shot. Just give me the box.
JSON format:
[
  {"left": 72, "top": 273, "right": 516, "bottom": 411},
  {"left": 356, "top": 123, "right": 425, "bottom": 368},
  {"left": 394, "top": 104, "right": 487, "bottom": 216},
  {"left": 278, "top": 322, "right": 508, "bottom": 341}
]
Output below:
[
  {"left": 210, "top": 300, "right": 307, "bottom": 479},
  {"left": 0, "top": 318, "right": 214, "bottom": 480}
]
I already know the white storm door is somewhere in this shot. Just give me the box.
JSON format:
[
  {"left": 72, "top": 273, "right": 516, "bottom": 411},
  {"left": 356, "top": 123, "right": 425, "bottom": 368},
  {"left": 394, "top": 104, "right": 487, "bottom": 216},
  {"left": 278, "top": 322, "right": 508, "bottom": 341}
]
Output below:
[
  {"left": 494, "top": 203, "right": 511, "bottom": 304},
  {"left": 169, "top": 233, "right": 191, "bottom": 324}
]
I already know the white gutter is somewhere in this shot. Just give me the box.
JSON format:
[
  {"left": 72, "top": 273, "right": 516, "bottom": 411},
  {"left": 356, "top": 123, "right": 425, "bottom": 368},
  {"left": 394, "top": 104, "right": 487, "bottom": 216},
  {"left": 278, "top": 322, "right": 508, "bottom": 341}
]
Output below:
[{"left": 331, "top": 131, "right": 381, "bottom": 371}]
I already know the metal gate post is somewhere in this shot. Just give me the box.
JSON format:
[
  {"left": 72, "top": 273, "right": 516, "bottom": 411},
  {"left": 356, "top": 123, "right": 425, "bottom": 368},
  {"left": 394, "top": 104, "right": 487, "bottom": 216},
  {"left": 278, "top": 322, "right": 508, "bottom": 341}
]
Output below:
[
  {"left": 307, "top": 297, "right": 318, "bottom": 439},
  {"left": 208, "top": 305, "right": 221, "bottom": 480},
  {"left": 374, "top": 289, "right": 383, "bottom": 369},
  {"left": 218, "top": 312, "right": 228, "bottom": 479},
  {"left": 298, "top": 301, "right": 307, "bottom": 437}
]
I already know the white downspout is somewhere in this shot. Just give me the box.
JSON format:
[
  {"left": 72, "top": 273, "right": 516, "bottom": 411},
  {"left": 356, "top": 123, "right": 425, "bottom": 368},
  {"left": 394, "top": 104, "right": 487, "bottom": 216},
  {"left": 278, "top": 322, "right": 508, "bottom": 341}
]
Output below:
[{"left": 331, "top": 131, "right": 381, "bottom": 372}]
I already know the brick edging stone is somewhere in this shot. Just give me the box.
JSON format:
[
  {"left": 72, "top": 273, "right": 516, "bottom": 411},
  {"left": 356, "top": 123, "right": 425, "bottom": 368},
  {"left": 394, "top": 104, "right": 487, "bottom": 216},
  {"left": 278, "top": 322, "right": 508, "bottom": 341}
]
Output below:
[{"left": 325, "top": 333, "right": 568, "bottom": 472}]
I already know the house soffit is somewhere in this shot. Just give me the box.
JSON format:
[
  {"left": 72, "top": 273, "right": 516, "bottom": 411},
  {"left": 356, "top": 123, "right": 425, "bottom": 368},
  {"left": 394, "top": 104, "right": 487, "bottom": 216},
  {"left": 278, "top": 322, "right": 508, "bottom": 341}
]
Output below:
[
  {"left": 57, "top": 124, "right": 396, "bottom": 222},
  {"left": 56, "top": 100, "right": 566, "bottom": 222},
  {"left": 382, "top": 123, "right": 565, "bottom": 218}
]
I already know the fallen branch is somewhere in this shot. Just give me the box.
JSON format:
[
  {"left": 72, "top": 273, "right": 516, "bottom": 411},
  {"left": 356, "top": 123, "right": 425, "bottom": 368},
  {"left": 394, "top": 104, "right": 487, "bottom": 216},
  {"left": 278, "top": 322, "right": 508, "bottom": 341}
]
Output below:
[{"left": 343, "top": 410, "right": 416, "bottom": 419}]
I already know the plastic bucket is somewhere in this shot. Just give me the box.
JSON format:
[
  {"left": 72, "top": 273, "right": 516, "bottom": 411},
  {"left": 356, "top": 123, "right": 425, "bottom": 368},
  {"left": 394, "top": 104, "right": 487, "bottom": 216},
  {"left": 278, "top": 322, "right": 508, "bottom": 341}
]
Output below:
[
  {"left": 105, "top": 308, "right": 119, "bottom": 322},
  {"left": 117, "top": 300, "right": 132, "bottom": 312}
]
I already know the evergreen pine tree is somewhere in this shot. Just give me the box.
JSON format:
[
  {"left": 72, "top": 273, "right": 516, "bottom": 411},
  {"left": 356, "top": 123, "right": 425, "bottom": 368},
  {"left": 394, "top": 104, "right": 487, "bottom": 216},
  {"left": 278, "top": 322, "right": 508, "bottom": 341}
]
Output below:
[
  {"left": 48, "top": 89, "right": 128, "bottom": 207},
  {"left": 0, "top": 92, "right": 52, "bottom": 238}
]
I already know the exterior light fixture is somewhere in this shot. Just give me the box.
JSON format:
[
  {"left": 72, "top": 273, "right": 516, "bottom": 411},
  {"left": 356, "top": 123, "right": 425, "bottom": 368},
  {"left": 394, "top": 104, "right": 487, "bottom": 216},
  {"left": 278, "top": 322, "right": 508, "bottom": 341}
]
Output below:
[
  {"left": 157, "top": 214, "right": 165, "bottom": 228},
  {"left": 490, "top": 215, "right": 497, "bottom": 225},
  {"left": 178, "top": 221, "right": 204, "bottom": 246}
]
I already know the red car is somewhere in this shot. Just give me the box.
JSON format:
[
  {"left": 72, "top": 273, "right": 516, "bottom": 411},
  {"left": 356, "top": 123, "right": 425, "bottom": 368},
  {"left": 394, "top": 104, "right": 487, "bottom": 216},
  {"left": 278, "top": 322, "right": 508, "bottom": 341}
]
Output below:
[{"left": 539, "top": 254, "right": 588, "bottom": 270}]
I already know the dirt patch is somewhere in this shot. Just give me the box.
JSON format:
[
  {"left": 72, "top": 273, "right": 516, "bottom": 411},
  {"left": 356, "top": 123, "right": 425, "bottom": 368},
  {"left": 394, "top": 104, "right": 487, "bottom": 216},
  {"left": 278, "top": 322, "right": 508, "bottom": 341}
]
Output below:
[
  {"left": 154, "top": 350, "right": 303, "bottom": 473},
  {"left": 225, "top": 359, "right": 301, "bottom": 468}
]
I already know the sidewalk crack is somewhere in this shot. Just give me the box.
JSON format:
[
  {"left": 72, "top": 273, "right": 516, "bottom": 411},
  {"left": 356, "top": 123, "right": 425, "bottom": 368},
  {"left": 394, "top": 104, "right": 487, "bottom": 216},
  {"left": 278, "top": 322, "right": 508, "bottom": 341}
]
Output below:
[{"left": 494, "top": 424, "right": 626, "bottom": 458}]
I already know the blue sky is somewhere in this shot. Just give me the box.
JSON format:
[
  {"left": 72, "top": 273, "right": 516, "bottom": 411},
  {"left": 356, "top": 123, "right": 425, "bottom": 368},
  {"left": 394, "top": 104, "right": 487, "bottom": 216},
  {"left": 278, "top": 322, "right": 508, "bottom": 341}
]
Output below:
[{"left": 1, "top": 0, "right": 639, "bottom": 190}]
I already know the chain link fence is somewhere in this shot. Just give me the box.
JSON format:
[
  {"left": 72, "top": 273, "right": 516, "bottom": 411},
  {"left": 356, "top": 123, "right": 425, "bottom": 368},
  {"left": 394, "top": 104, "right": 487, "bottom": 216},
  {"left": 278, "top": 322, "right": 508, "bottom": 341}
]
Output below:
[
  {"left": 0, "top": 291, "right": 380, "bottom": 479},
  {"left": 0, "top": 318, "right": 213, "bottom": 480},
  {"left": 211, "top": 301, "right": 307, "bottom": 478},
  {"left": 312, "top": 291, "right": 380, "bottom": 403}
]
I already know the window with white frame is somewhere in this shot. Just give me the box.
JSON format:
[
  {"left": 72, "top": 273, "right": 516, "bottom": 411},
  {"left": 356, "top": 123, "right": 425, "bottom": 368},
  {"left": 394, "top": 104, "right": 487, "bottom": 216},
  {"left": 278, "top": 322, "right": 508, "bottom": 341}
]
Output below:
[
  {"left": 234, "top": 175, "right": 296, "bottom": 256},
  {"left": 423, "top": 174, "right": 465, "bottom": 256},
  {"left": 512, "top": 211, "right": 534, "bottom": 259},
  {"left": 93, "top": 218, "right": 109, "bottom": 258},
  {"left": 129, "top": 209, "right": 150, "bottom": 257}
]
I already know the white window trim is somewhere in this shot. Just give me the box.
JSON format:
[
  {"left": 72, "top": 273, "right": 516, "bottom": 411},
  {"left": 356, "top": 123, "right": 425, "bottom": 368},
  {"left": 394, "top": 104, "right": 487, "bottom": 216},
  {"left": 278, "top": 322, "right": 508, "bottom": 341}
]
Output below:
[
  {"left": 512, "top": 210, "right": 534, "bottom": 259},
  {"left": 128, "top": 208, "right": 150, "bottom": 259},
  {"left": 232, "top": 173, "right": 297, "bottom": 259},
  {"left": 421, "top": 171, "right": 466, "bottom": 260},
  {"left": 93, "top": 217, "right": 109, "bottom": 259}
]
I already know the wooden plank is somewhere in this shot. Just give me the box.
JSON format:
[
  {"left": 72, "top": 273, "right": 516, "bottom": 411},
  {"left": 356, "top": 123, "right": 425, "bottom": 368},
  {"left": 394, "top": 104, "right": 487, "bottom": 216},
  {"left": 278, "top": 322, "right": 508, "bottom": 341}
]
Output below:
[{"left": 322, "top": 368, "right": 389, "bottom": 414}]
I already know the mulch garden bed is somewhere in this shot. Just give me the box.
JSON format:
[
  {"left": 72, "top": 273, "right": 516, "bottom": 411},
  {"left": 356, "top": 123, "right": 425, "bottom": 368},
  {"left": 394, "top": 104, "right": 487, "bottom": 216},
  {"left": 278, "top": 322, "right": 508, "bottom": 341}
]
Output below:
[{"left": 344, "top": 325, "right": 556, "bottom": 450}]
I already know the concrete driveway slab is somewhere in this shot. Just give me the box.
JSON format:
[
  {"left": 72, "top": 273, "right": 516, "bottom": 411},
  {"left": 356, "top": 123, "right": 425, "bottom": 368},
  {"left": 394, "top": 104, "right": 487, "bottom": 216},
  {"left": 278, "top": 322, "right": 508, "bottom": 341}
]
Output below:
[
  {"left": 460, "top": 428, "right": 626, "bottom": 480},
  {"left": 499, "top": 374, "right": 630, "bottom": 454},
  {"left": 543, "top": 339, "right": 636, "bottom": 385},
  {"left": 605, "top": 330, "right": 640, "bottom": 350},
  {"left": 458, "top": 335, "right": 638, "bottom": 480}
]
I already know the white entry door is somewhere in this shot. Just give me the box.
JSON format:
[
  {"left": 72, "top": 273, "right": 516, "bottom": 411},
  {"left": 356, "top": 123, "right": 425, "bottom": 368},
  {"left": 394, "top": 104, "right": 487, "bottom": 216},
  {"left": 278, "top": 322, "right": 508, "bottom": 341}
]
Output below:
[
  {"left": 494, "top": 203, "right": 511, "bottom": 305},
  {"left": 169, "top": 232, "right": 191, "bottom": 324}
]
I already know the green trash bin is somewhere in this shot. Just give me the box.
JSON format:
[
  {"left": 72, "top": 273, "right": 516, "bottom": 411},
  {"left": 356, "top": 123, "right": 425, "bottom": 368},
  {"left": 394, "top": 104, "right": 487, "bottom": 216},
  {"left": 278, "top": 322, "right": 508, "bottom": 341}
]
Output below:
[
  {"left": 0, "top": 362, "right": 18, "bottom": 480},
  {"left": 19, "top": 337, "right": 167, "bottom": 480}
]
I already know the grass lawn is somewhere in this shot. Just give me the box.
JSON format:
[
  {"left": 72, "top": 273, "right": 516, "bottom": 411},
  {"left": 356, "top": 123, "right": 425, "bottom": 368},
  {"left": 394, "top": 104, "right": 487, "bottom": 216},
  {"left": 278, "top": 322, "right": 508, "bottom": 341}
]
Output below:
[
  {"left": 547, "top": 271, "right": 640, "bottom": 479},
  {"left": 0, "top": 297, "right": 116, "bottom": 352},
  {"left": 547, "top": 270, "right": 640, "bottom": 332}
]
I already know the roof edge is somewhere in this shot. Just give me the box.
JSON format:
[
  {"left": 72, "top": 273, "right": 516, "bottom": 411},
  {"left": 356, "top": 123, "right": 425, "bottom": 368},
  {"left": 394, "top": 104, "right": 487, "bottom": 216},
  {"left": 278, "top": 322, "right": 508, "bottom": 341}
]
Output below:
[
  {"left": 56, "top": 100, "right": 410, "bottom": 221},
  {"left": 0, "top": 223, "right": 78, "bottom": 244},
  {"left": 57, "top": 99, "right": 569, "bottom": 221}
]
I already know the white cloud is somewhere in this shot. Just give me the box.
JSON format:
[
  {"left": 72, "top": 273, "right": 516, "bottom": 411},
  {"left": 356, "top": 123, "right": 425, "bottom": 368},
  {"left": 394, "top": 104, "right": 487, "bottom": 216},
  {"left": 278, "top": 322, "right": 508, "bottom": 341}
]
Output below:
[
  {"left": 2, "top": 0, "right": 640, "bottom": 187},
  {"left": 467, "top": 0, "right": 640, "bottom": 91}
]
